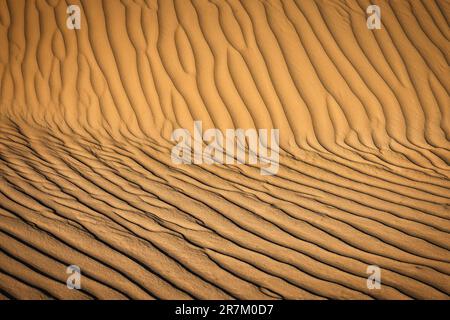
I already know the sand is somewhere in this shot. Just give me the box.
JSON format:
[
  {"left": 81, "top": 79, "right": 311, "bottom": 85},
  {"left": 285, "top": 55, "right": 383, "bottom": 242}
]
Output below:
[{"left": 0, "top": 0, "right": 449, "bottom": 300}]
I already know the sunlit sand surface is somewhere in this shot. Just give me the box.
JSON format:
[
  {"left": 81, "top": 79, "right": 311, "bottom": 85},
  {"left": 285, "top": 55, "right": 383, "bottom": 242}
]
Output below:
[{"left": 0, "top": 0, "right": 449, "bottom": 299}]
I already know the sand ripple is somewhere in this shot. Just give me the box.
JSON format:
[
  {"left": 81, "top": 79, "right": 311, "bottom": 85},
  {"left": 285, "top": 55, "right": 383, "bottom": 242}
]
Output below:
[{"left": 0, "top": 0, "right": 449, "bottom": 299}]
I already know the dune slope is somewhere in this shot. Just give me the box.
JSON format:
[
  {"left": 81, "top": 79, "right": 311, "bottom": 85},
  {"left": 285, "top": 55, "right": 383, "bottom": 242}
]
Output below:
[{"left": 0, "top": 0, "right": 449, "bottom": 299}]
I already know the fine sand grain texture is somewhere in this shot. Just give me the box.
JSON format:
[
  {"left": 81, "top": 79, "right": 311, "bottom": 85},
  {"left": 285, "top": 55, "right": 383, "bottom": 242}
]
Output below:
[{"left": 0, "top": 0, "right": 449, "bottom": 299}]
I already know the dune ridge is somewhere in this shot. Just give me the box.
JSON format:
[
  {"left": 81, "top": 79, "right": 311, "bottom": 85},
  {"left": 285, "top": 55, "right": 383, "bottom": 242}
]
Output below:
[{"left": 0, "top": 0, "right": 449, "bottom": 299}]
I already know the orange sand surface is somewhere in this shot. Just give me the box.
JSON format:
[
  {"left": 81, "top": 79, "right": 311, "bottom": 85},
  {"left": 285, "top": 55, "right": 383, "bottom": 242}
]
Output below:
[{"left": 0, "top": 0, "right": 449, "bottom": 299}]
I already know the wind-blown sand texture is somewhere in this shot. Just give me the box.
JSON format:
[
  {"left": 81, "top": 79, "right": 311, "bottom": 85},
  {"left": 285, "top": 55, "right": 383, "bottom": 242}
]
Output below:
[{"left": 0, "top": 0, "right": 449, "bottom": 300}]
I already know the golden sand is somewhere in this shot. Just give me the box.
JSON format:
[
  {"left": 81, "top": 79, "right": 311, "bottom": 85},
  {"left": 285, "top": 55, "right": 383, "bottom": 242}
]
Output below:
[{"left": 0, "top": 0, "right": 449, "bottom": 299}]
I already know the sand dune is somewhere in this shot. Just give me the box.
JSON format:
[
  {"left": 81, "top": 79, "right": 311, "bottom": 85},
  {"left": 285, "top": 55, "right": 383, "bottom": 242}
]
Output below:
[{"left": 0, "top": 0, "right": 449, "bottom": 299}]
